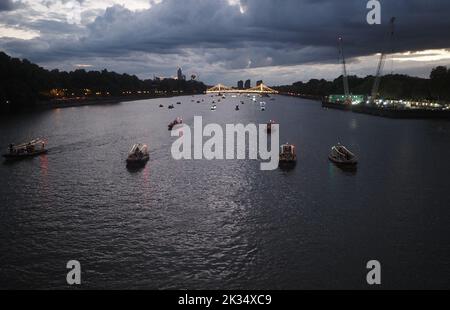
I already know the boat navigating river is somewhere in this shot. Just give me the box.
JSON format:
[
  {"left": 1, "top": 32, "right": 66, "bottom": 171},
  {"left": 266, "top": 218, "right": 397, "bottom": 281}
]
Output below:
[{"left": 1, "top": 94, "right": 450, "bottom": 289}]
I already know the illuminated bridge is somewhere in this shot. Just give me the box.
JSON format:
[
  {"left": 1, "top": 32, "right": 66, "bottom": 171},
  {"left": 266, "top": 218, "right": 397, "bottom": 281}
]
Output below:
[{"left": 206, "top": 83, "right": 278, "bottom": 94}]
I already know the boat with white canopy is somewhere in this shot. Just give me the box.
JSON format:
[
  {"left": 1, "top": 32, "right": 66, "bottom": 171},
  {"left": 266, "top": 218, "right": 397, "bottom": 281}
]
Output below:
[
  {"left": 3, "top": 138, "right": 47, "bottom": 160},
  {"left": 126, "top": 144, "right": 149, "bottom": 166}
]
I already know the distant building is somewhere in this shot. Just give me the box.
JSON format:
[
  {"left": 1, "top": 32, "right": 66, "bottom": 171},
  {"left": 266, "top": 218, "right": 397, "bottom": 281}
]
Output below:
[
  {"left": 177, "top": 67, "right": 185, "bottom": 81},
  {"left": 256, "top": 80, "right": 263, "bottom": 87},
  {"left": 244, "top": 79, "right": 251, "bottom": 89},
  {"left": 237, "top": 80, "right": 244, "bottom": 89}
]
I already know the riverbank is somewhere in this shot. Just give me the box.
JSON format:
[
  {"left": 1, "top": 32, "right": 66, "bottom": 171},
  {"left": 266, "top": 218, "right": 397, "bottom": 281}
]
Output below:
[
  {"left": 277, "top": 92, "right": 322, "bottom": 101},
  {"left": 322, "top": 100, "right": 450, "bottom": 119},
  {"left": 1, "top": 93, "right": 202, "bottom": 114}
]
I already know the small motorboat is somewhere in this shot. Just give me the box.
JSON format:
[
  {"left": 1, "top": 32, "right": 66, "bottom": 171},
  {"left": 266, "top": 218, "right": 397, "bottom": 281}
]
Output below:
[
  {"left": 241, "top": 101, "right": 245, "bottom": 105},
  {"left": 211, "top": 105, "right": 217, "bottom": 111},
  {"left": 329, "top": 144, "right": 358, "bottom": 166},
  {"left": 279, "top": 143, "right": 297, "bottom": 166},
  {"left": 235, "top": 105, "right": 240, "bottom": 111},
  {"left": 126, "top": 144, "right": 149, "bottom": 166},
  {"left": 3, "top": 138, "right": 48, "bottom": 160},
  {"left": 159, "top": 104, "right": 164, "bottom": 108},
  {"left": 168, "top": 104, "right": 175, "bottom": 109},
  {"left": 267, "top": 120, "right": 276, "bottom": 134},
  {"left": 260, "top": 102, "right": 266, "bottom": 111},
  {"left": 168, "top": 117, "right": 183, "bottom": 131},
  {"left": 177, "top": 102, "right": 181, "bottom": 105}
]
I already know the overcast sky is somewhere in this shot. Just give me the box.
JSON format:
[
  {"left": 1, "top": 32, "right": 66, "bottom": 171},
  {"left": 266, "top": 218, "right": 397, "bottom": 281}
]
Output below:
[{"left": 1, "top": 0, "right": 449, "bottom": 85}]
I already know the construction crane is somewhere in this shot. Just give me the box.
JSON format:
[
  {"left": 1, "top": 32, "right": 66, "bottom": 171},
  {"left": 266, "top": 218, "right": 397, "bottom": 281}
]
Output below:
[
  {"left": 338, "top": 37, "right": 350, "bottom": 102},
  {"left": 371, "top": 17, "right": 396, "bottom": 104}
]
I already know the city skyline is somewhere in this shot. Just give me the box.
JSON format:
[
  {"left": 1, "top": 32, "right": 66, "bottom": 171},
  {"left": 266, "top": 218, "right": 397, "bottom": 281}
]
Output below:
[{"left": 1, "top": 1, "right": 450, "bottom": 86}]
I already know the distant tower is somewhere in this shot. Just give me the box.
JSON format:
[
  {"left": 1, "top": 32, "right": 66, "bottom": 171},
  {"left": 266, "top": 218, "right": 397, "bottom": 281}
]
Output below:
[
  {"left": 244, "top": 79, "right": 251, "bottom": 89},
  {"left": 256, "top": 80, "right": 263, "bottom": 87},
  {"left": 177, "top": 67, "right": 184, "bottom": 80},
  {"left": 237, "top": 80, "right": 244, "bottom": 89}
]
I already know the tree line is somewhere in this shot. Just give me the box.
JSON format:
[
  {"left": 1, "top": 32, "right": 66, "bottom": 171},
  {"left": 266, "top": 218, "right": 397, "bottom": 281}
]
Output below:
[
  {"left": 275, "top": 66, "right": 450, "bottom": 102},
  {"left": 0, "top": 51, "right": 207, "bottom": 110}
]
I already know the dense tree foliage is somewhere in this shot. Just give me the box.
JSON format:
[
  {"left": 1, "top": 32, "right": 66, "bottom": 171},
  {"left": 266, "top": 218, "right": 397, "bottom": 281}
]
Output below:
[
  {"left": 0, "top": 52, "right": 207, "bottom": 111},
  {"left": 275, "top": 67, "right": 450, "bottom": 102}
]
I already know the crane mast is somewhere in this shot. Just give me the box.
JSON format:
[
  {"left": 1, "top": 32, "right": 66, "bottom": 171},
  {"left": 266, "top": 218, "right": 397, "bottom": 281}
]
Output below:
[
  {"left": 371, "top": 17, "right": 396, "bottom": 104},
  {"left": 338, "top": 37, "right": 350, "bottom": 101}
]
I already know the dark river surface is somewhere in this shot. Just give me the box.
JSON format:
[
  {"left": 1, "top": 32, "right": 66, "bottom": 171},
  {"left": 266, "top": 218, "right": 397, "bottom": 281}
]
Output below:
[{"left": 0, "top": 95, "right": 449, "bottom": 289}]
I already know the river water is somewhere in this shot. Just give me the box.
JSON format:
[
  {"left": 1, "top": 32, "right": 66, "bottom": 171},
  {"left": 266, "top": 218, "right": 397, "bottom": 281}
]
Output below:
[{"left": 0, "top": 95, "right": 449, "bottom": 289}]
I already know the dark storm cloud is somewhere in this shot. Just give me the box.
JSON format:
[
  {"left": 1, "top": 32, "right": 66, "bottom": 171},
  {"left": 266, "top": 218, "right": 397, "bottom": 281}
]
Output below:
[
  {"left": 0, "top": 0, "right": 17, "bottom": 11},
  {"left": 1, "top": 0, "right": 450, "bottom": 79},
  {"left": 79, "top": 0, "right": 450, "bottom": 61}
]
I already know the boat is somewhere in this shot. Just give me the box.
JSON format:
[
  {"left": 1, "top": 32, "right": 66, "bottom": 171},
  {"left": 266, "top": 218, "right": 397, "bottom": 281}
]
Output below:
[
  {"left": 328, "top": 144, "right": 358, "bottom": 166},
  {"left": 3, "top": 138, "right": 48, "bottom": 160},
  {"left": 241, "top": 101, "right": 245, "bottom": 105},
  {"left": 267, "top": 120, "right": 275, "bottom": 133},
  {"left": 168, "top": 117, "right": 183, "bottom": 131},
  {"left": 279, "top": 143, "right": 297, "bottom": 166},
  {"left": 211, "top": 105, "right": 217, "bottom": 111},
  {"left": 235, "top": 105, "right": 240, "bottom": 111},
  {"left": 168, "top": 104, "right": 175, "bottom": 109},
  {"left": 159, "top": 104, "right": 164, "bottom": 108},
  {"left": 126, "top": 144, "right": 149, "bottom": 166},
  {"left": 177, "top": 102, "right": 181, "bottom": 105},
  {"left": 260, "top": 102, "right": 266, "bottom": 111}
]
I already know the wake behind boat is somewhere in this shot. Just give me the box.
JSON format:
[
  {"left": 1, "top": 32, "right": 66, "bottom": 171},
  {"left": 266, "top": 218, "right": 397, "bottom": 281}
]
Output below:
[
  {"left": 329, "top": 144, "right": 358, "bottom": 166},
  {"left": 3, "top": 138, "right": 48, "bottom": 160}
]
